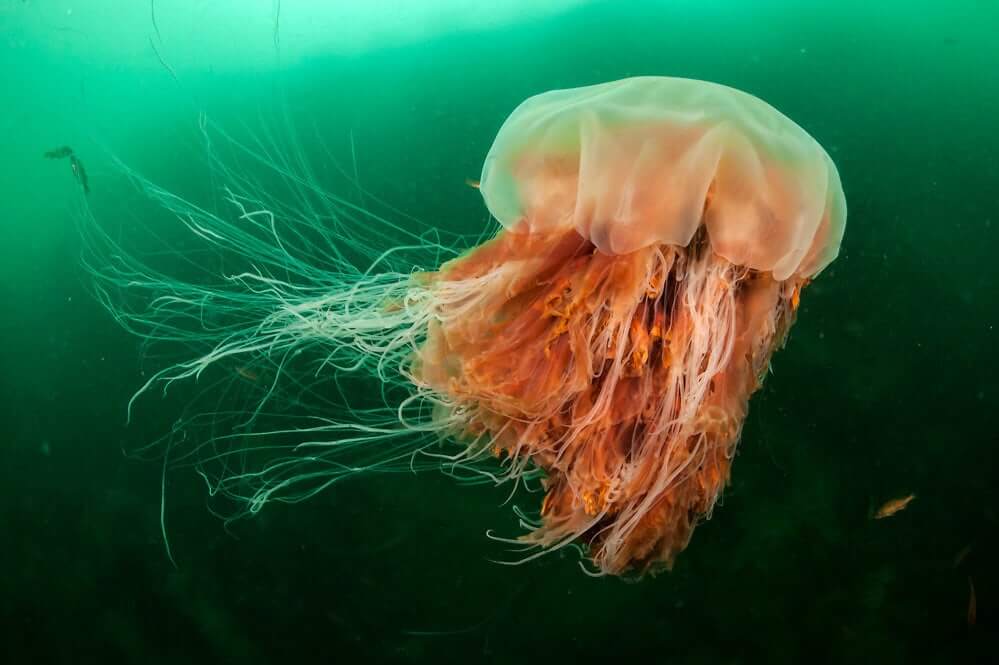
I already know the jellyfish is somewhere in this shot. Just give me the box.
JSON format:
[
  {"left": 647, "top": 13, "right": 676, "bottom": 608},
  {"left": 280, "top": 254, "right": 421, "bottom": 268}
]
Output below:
[{"left": 83, "top": 77, "right": 845, "bottom": 577}]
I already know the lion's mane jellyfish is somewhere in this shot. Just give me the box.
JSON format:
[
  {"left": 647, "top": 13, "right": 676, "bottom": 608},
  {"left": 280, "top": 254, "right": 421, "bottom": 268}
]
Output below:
[
  {"left": 87, "top": 77, "right": 845, "bottom": 577},
  {"left": 418, "top": 77, "right": 846, "bottom": 574}
]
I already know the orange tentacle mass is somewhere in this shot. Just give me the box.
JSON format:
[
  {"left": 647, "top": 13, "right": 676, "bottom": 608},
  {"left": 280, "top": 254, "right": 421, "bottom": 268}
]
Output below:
[{"left": 416, "top": 226, "right": 803, "bottom": 576}]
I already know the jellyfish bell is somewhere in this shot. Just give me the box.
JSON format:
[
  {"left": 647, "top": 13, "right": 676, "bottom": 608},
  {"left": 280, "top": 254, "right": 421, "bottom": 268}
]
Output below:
[
  {"left": 479, "top": 76, "right": 846, "bottom": 278},
  {"left": 86, "top": 77, "right": 845, "bottom": 578}
]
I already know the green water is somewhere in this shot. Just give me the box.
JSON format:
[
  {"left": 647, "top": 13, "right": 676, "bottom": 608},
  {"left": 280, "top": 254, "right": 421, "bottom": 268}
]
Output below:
[{"left": 2, "top": 1, "right": 997, "bottom": 662}]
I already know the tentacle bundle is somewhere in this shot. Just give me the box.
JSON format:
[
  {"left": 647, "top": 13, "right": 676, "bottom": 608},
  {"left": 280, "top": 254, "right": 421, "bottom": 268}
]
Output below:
[{"left": 418, "top": 226, "right": 804, "bottom": 575}]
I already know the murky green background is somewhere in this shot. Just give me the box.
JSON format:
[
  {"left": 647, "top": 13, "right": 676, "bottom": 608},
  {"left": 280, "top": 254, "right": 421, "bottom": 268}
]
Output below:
[{"left": 1, "top": 1, "right": 996, "bottom": 662}]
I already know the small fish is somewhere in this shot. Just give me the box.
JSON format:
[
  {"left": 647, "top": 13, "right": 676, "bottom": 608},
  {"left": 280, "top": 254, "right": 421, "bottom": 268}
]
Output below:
[
  {"left": 968, "top": 576, "right": 976, "bottom": 626},
  {"left": 464, "top": 178, "right": 480, "bottom": 189},
  {"left": 45, "top": 146, "right": 90, "bottom": 194},
  {"left": 235, "top": 366, "right": 259, "bottom": 382},
  {"left": 953, "top": 544, "right": 972, "bottom": 567},
  {"left": 873, "top": 493, "right": 915, "bottom": 519},
  {"left": 69, "top": 155, "right": 90, "bottom": 194},
  {"left": 44, "top": 145, "right": 74, "bottom": 159}
]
